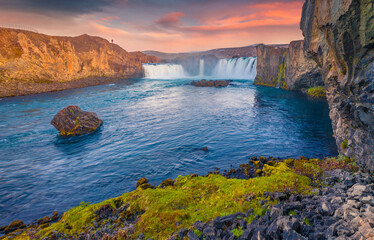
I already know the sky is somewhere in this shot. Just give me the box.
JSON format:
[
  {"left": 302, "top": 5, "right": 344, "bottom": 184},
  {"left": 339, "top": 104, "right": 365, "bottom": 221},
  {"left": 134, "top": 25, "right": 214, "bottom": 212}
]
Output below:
[{"left": 0, "top": 0, "right": 305, "bottom": 52}]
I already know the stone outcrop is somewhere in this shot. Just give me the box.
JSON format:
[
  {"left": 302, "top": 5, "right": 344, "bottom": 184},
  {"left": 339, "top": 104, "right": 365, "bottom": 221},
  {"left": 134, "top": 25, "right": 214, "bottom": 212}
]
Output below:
[
  {"left": 190, "top": 79, "right": 232, "bottom": 87},
  {"left": 285, "top": 40, "right": 324, "bottom": 89},
  {"left": 51, "top": 106, "right": 103, "bottom": 136},
  {"left": 0, "top": 28, "right": 158, "bottom": 97},
  {"left": 183, "top": 169, "right": 374, "bottom": 240},
  {"left": 301, "top": 0, "right": 374, "bottom": 171},
  {"left": 254, "top": 44, "right": 288, "bottom": 88},
  {"left": 254, "top": 41, "right": 323, "bottom": 90}
]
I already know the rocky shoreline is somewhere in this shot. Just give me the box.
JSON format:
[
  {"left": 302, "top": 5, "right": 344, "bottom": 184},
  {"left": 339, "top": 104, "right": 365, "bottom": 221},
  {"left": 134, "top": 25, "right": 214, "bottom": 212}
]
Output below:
[
  {"left": 2, "top": 156, "right": 372, "bottom": 240},
  {"left": 0, "top": 77, "right": 137, "bottom": 98}
]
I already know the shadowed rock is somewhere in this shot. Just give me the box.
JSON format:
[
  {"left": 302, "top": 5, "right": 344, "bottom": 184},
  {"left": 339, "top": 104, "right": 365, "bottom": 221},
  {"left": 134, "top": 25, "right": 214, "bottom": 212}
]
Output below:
[{"left": 51, "top": 106, "right": 103, "bottom": 136}]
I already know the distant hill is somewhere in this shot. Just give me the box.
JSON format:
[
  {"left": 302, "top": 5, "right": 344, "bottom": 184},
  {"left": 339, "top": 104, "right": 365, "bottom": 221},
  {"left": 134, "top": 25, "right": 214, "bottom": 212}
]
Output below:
[
  {"left": 0, "top": 28, "right": 158, "bottom": 97},
  {"left": 143, "top": 44, "right": 289, "bottom": 60}
]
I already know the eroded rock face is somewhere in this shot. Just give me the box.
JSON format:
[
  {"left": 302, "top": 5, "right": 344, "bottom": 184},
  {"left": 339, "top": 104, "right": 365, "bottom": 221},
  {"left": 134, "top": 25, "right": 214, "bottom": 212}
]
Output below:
[
  {"left": 285, "top": 40, "right": 323, "bottom": 89},
  {"left": 301, "top": 0, "right": 374, "bottom": 171},
  {"left": 0, "top": 28, "right": 158, "bottom": 97},
  {"left": 254, "top": 44, "right": 288, "bottom": 88},
  {"left": 254, "top": 42, "right": 323, "bottom": 90},
  {"left": 51, "top": 106, "right": 103, "bottom": 136}
]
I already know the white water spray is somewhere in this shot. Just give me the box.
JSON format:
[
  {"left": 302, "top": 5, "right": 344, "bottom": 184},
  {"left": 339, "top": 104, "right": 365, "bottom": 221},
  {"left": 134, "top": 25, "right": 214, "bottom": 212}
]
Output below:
[
  {"left": 211, "top": 57, "right": 257, "bottom": 80},
  {"left": 142, "top": 63, "right": 188, "bottom": 79},
  {"left": 199, "top": 59, "right": 205, "bottom": 76}
]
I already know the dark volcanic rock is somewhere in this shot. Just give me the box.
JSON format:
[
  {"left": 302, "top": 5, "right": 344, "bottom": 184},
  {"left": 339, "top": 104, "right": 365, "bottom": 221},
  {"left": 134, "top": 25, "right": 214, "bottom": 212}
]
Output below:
[
  {"left": 301, "top": 0, "right": 374, "bottom": 171},
  {"left": 254, "top": 42, "right": 323, "bottom": 90},
  {"left": 51, "top": 106, "right": 103, "bottom": 136},
  {"left": 191, "top": 79, "right": 232, "bottom": 87},
  {"left": 182, "top": 169, "right": 374, "bottom": 240}
]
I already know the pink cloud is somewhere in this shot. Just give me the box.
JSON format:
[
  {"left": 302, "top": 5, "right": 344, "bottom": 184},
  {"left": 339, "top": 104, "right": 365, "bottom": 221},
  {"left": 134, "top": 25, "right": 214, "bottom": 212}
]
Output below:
[{"left": 155, "top": 12, "right": 185, "bottom": 28}]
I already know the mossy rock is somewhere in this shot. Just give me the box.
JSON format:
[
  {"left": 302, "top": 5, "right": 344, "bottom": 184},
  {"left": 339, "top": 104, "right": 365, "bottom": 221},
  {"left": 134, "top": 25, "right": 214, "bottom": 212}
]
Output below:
[
  {"left": 307, "top": 86, "right": 326, "bottom": 98},
  {"left": 254, "top": 161, "right": 262, "bottom": 168},
  {"left": 3, "top": 220, "right": 26, "bottom": 234},
  {"left": 136, "top": 177, "right": 149, "bottom": 188},
  {"left": 139, "top": 183, "right": 153, "bottom": 190},
  {"left": 160, "top": 179, "right": 174, "bottom": 188},
  {"left": 284, "top": 159, "right": 295, "bottom": 166},
  {"left": 259, "top": 156, "right": 267, "bottom": 162},
  {"left": 255, "top": 169, "right": 263, "bottom": 176}
]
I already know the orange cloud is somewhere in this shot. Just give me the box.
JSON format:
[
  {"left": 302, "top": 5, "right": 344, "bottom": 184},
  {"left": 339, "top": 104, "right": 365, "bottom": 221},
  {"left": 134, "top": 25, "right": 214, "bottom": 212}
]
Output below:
[{"left": 155, "top": 12, "right": 185, "bottom": 28}]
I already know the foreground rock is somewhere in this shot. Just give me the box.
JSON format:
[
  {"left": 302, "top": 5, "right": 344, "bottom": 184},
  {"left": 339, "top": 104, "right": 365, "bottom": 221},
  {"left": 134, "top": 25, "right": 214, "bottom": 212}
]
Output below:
[
  {"left": 51, "top": 106, "right": 103, "bottom": 136},
  {"left": 176, "top": 169, "right": 374, "bottom": 240},
  {"left": 301, "top": 0, "right": 374, "bottom": 171},
  {"left": 191, "top": 79, "right": 232, "bottom": 87}
]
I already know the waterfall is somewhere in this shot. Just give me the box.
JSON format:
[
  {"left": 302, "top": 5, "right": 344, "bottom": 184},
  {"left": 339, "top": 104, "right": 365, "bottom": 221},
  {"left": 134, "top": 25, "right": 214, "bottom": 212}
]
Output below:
[
  {"left": 211, "top": 57, "right": 257, "bottom": 80},
  {"left": 142, "top": 63, "right": 188, "bottom": 79},
  {"left": 142, "top": 57, "right": 257, "bottom": 80},
  {"left": 199, "top": 59, "right": 205, "bottom": 76}
]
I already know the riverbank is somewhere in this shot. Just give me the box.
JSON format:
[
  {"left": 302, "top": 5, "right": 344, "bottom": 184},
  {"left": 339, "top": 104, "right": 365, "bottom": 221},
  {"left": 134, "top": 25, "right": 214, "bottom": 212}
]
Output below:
[
  {"left": 0, "top": 77, "right": 139, "bottom": 98},
  {"left": 2, "top": 155, "right": 372, "bottom": 240}
]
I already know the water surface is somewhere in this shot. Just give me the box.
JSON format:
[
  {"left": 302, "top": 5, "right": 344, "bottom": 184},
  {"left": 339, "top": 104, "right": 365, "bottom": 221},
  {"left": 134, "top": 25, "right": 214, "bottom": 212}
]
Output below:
[{"left": 0, "top": 78, "right": 337, "bottom": 225}]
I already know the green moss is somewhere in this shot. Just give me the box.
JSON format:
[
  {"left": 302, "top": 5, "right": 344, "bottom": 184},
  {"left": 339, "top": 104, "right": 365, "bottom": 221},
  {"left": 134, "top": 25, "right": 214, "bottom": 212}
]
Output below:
[
  {"left": 307, "top": 86, "right": 326, "bottom": 98},
  {"left": 29, "top": 163, "right": 313, "bottom": 240},
  {"left": 231, "top": 226, "right": 244, "bottom": 237},
  {"left": 303, "top": 218, "right": 311, "bottom": 226},
  {"left": 341, "top": 139, "right": 348, "bottom": 150},
  {"left": 288, "top": 210, "right": 297, "bottom": 216}
]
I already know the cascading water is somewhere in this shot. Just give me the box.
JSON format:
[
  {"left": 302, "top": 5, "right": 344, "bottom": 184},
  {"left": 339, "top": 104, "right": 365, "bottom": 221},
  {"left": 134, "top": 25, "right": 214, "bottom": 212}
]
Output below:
[
  {"left": 211, "top": 57, "right": 257, "bottom": 80},
  {"left": 142, "top": 63, "right": 188, "bottom": 79},
  {"left": 142, "top": 56, "right": 257, "bottom": 80},
  {"left": 199, "top": 59, "right": 205, "bottom": 76}
]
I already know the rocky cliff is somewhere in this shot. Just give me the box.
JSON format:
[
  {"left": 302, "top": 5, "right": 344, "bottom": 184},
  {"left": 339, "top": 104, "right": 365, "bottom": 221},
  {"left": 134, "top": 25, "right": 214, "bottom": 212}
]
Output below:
[
  {"left": 285, "top": 40, "right": 324, "bottom": 89},
  {"left": 301, "top": 0, "right": 374, "bottom": 171},
  {"left": 254, "top": 44, "right": 288, "bottom": 88},
  {"left": 254, "top": 41, "right": 323, "bottom": 90},
  {"left": 0, "top": 28, "right": 158, "bottom": 97}
]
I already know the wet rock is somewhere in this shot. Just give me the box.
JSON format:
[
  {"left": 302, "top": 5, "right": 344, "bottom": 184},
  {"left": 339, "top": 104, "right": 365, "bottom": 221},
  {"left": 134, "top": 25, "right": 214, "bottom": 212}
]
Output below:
[
  {"left": 2, "top": 220, "right": 26, "bottom": 234},
  {"left": 160, "top": 179, "right": 174, "bottom": 188},
  {"left": 191, "top": 79, "right": 232, "bottom": 87},
  {"left": 51, "top": 106, "right": 103, "bottom": 136},
  {"left": 37, "top": 216, "right": 51, "bottom": 225},
  {"left": 136, "top": 178, "right": 149, "bottom": 188}
]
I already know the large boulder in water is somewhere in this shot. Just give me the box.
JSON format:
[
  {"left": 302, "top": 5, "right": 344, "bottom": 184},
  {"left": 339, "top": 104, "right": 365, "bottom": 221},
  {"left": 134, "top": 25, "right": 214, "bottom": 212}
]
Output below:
[
  {"left": 191, "top": 79, "right": 232, "bottom": 87},
  {"left": 51, "top": 106, "right": 103, "bottom": 136}
]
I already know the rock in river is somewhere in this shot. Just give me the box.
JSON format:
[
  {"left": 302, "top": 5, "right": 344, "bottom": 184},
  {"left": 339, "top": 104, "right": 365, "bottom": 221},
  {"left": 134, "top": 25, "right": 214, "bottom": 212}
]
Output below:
[
  {"left": 191, "top": 79, "right": 232, "bottom": 87},
  {"left": 51, "top": 106, "right": 103, "bottom": 136}
]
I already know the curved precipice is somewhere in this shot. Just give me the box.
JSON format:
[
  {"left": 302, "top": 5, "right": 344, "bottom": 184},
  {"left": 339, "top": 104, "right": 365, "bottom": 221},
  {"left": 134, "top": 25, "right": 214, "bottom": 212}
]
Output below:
[{"left": 301, "top": 0, "right": 374, "bottom": 171}]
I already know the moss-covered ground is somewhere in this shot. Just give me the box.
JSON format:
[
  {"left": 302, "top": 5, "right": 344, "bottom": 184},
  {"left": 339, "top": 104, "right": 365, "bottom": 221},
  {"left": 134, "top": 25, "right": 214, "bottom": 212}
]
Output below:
[
  {"left": 307, "top": 86, "right": 326, "bottom": 98},
  {"left": 5, "top": 156, "right": 357, "bottom": 240}
]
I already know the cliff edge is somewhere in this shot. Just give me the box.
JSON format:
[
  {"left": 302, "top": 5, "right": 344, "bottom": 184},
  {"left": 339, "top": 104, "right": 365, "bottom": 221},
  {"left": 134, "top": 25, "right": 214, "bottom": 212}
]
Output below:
[
  {"left": 301, "top": 0, "right": 374, "bottom": 170},
  {"left": 0, "top": 28, "right": 158, "bottom": 97},
  {"left": 254, "top": 41, "right": 323, "bottom": 90}
]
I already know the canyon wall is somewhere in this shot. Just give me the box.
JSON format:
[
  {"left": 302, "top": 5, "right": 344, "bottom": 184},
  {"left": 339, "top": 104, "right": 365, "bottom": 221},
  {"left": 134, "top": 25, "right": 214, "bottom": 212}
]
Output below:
[
  {"left": 254, "top": 41, "right": 323, "bottom": 90},
  {"left": 301, "top": 0, "right": 374, "bottom": 170},
  {"left": 0, "top": 28, "right": 158, "bottom": 97},
  {"left": 254, "top": 44, "right": 288, "bottom": 88}
]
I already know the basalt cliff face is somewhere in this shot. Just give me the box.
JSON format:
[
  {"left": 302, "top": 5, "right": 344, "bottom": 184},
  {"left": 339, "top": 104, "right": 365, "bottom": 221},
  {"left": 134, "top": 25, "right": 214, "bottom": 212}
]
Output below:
[
  {"left": 285, "top": 40, "right": 324, "bottom": 90},
  {"left": 0, "top": 28, "right": 158, "bottom": 97},
  {"left": 254, "top": 41, "right": 323, "bottom": 90},
  {"left": 254, "top": 44, "right": 288, "bottom": 88},
  {"left": 301, "top": 0, "right": 374, "bottom": 170}
]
